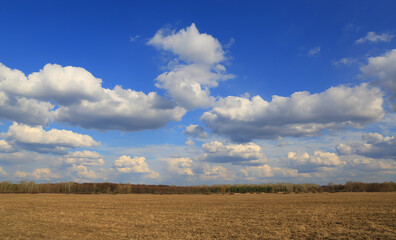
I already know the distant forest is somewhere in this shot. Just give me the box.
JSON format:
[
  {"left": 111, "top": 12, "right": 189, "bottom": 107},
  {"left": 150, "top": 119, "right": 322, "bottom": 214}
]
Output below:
[{"left": 0, "top": 181, "right": 395, "bottom": 194}]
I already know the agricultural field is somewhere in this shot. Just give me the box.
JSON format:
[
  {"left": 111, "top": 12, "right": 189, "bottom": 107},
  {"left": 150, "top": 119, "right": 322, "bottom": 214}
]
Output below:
[{"left": 0, "top": 192, "right": 395, "bottom": 239}]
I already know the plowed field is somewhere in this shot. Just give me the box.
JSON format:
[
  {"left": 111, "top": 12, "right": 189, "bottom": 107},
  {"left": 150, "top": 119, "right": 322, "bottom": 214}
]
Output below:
[{"left": 0, "top": 192, "right": 395, "bottom": 239}]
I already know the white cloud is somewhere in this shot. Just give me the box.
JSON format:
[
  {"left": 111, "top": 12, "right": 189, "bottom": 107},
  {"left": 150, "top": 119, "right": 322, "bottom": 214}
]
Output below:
[
  {"left": 0, "top": 76, "right": 54, "bottom": 126},
  {"left": 361, "top": 49, "right": 396, "bottom": 111},
  {"left": 0, "top": 63, "right": 104, "bottom": 105},
  {"left": 185, "top": 139, "right": 195, "bottom": 146},
  {"left": 200, "top": 165, "right": 235, "bottom": 181},
  {"left": 148, "top": 23, "right": 225, "bottom": 65},
  {"left": 287, "top": 151, "right": 343, "bottom": 166},
  {"left": 15, "top": 168, "right": 60, "bottom": 180},
  {"left": 308, "top": 46, "right": 320, "bottom": 56},
  {"left": 165, "top": 157, "right": 195, "bottom": 175},
  {"left": 201, "top": 141, "right": 266, "bottom": 165},
  {"left": 183, "top": 124, "right": 208, "bottom": 138},
  {"left": 336, "top": 132, "right": 396, "bottom": 160},
  {"left": 202, "top": 83, "right": 384, "bottom": 142},
  {"left": 356, "top": 32, "right": 394, "bottom": 44},
  {"left": 144, "top": 171, "right": 160, "bottom": 179},
  {"left": 54, "top": 86, "right": 186, "bottom": 131},
  {"left": 239, "top": 150, "right": 345, "bottom": 181},
  {"left": 0, "top": 63, "right": 104, "bottom": 126},
  {"left": 0, "top": 62, "right": 186, "bottom": 131},
  {"left": 155, "top": 64, "right": 233, "bottom": 109},
  {"left": 62, "top": 151, "right": 104, "bottom": 166},
  {"left": 163, "top": 156, "right": 235, "bottom": 181},
  {"left": 0, "top": 139, "right": 14, "bottom": 153},
  {"left": 0, "top": 166, "right": 7, "bottom": 177},
  {"left": 14, "top": 170, "right": 28, "bottom": 178},
  {"left": 149, "top": 24, "right": 234, "bottom": 110},
  {"left": 3, "top": 122, "right": 99, "bottom": 154},
  {"left": 113, "top": 155, "right": 158, "bottom": 178},
  {"left": 29, "top": 64, "right": 103, "bottom": 104},
  {"left": 70, "top": 165, "right": 99, "bottom": 179}
]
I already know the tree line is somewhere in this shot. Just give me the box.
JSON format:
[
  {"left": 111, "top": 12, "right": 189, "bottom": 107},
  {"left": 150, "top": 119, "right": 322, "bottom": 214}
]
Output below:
[{"left": 0, "top": 181, "right": 395, "bottom": 194}]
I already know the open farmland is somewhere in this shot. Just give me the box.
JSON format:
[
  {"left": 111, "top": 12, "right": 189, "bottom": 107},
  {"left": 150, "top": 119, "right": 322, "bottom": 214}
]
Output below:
[{"left": 0, "top": 192, "right": 395, "bottom": 239}]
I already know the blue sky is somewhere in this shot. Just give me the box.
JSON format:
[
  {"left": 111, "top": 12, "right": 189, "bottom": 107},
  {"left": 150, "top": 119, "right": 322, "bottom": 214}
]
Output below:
[{"left": 0, "top": 0, "right": 395, "bottom": 184}]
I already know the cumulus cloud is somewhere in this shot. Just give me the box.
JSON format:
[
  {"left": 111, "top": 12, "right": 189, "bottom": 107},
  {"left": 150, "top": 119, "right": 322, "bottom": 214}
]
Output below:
[
  {"left": 14, "top": 171, "right": 29, "bottom": 178},
  {"left": 3, "top": 122, "right": 99, "bottom": 154},
  {"left": 0, "top": 166, "right": 7, "bottom": 177},
  {"left": 0, "top": 63, "right": 104, "bottom": 125},
  {"left": 113, "top": 155, "right": 158, "bottom": 179},
  {"left": 239, "top": 149, "right": 349, "bottom": 180},
  {"left": 70, "top": 165, "right": 99, "bottom": 179},
  {"left": 287, "top": 151, "right": 344, "bottom": 166},
  {"left": 144, "top": 171, "right": 160, "bottom": 179},
  {"left": 0, "top": 87, "right": 54, "bottom": 126},
  {"left": 356, "top": 32, "right": 394, "bottom": 44},
  {"left": 62, "top": 151, "right": 104, "bottom": 166},
  {"left": 15, "top": 168, "right": 60, "bottom": 180},
  {"left": 165, "top": 157, "right": 195, "bottom": 176},
  {"left": 286, "top": 151, "right": 345, "bottom": 173},
  {"left": 155, "top": 64, "right": 233, "bottom": 109},
  {"left": 336, "top": 132, "right": 396, "bottom": 160},
  {"left": 202, "top": 83, "right": 384, "bottom": 142},
  {"left": 241, "top": 165, "right": 311, "bottom": 178},
  {"left": 183, "top": 124, "right": 208, "bottom": 138},
  {"left": 0, "top": 63, "right": 104, "bottom": 105},
  {"left": 201, "top": 141, "right": 266, "bottom": 165},
  {"left": 200, "top": 165, "right": 235, "bottom": 181},
  {"left": 54, "top": 86, "right": 186, "bottom": 131},
  {"left": 0, "top": 62, "right": 186, "bottom": 131},
  {"left": 0, "top": 139, "right": 14, "bottom": 153},
  {"left": 185, "top": 139, "right": 195, "bottom": 146},
  {"left": 114, "top": 155, "right": 149, "bottom": 173},
  {"left": 149, "top": 24, "right": 234, "bottom": 110},
  {"left": 148, "top": 23, "right": 225, "bottom": 65},
  {"left": 361, "top": 49, "right": 396, "bottom": 111},
  {"left": 164, "top": 156, "right": 235, "bottom": 181}
]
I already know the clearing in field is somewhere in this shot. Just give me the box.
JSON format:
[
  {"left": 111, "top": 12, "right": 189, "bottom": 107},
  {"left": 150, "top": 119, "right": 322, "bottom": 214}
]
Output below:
[{"left": 0, "top": 192, "right": 395, "bottom": 239}]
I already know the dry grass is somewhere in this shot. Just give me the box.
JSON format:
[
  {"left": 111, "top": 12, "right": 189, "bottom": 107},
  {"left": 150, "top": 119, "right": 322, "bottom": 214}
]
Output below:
[{"left": 0, "top": 192, "right": 395, "bottom": 239}]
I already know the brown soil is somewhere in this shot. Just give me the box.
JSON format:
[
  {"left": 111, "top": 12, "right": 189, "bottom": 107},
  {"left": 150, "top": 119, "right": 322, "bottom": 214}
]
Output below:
[{"left": 0, "top": 192, "right": 395, "bottom": 239}]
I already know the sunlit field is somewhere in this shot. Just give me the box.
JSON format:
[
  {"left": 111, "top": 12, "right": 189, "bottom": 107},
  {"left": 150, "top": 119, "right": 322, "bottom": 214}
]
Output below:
[{"left": 1, "top": 192, "right": 395, "bottom": 239}]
